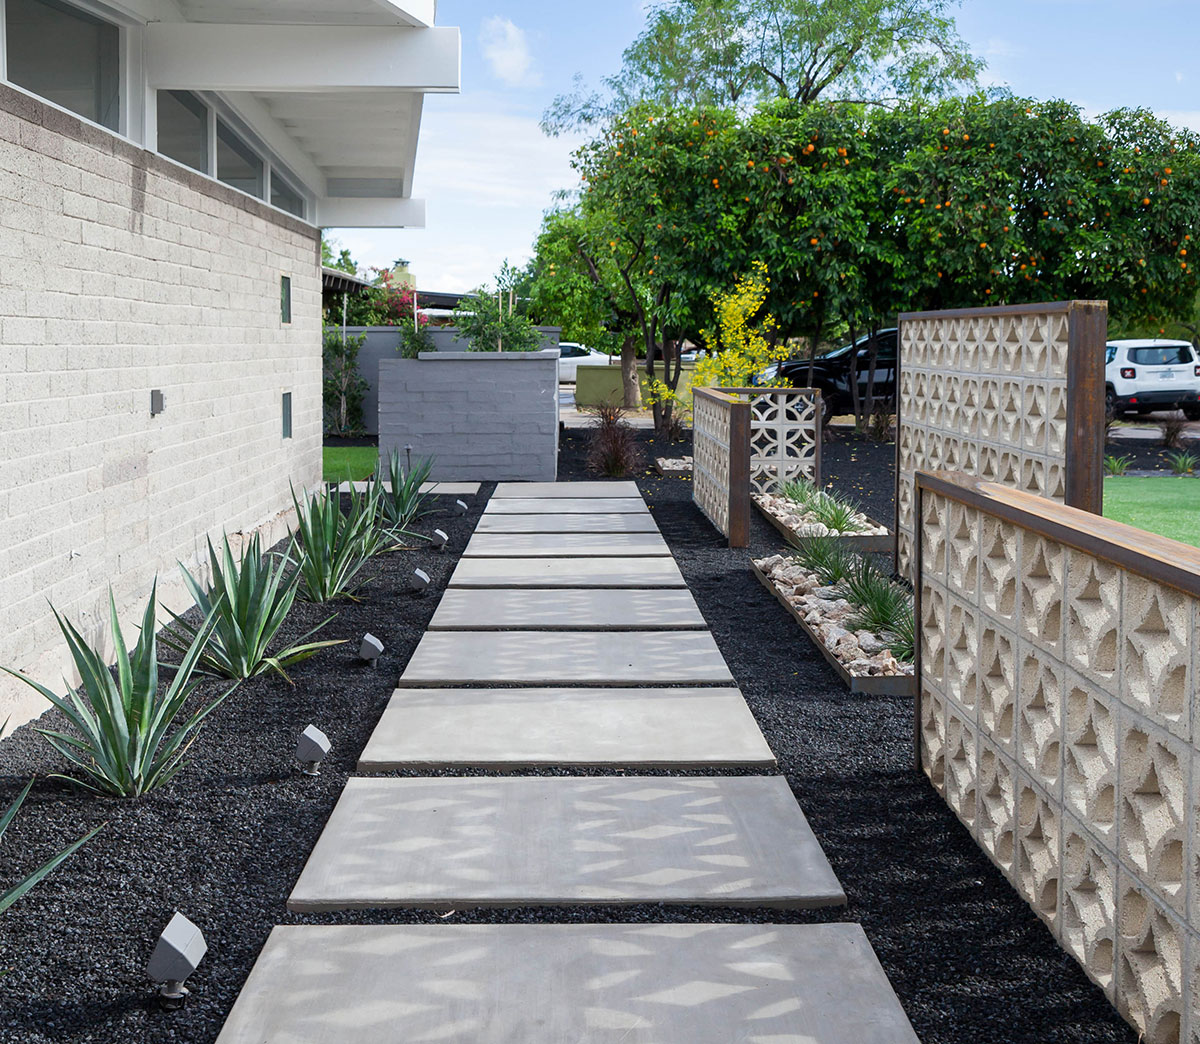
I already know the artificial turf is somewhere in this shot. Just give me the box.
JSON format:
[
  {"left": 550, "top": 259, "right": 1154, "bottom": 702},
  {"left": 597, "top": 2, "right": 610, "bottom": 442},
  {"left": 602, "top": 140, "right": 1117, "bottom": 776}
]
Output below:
[
  {"left": 1103, "top": 475, "right": 1200, "bottom": 547},
  {"left": 322, "top": 444, "right": 378, "bottom": 482}
]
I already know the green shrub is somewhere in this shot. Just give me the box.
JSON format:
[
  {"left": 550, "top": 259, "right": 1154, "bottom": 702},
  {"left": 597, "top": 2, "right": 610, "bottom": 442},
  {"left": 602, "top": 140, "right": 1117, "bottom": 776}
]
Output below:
[
  {"left": 371, "top": 451, "right": 433, "bottom": 533},
  {"left": 1167, "top": 450, "right": 1197, "bottom": 475},
  {"left": 788, "top": 535, "right": 855, "bottom": 587},
  {"left": 290, "top": 484, "right": 388, "bottom": 602},
  {"left": 779, "top": 477, "right": 819, "bottom": 510},
  {"left": 1104, "top": 453, "right": 1132, "bottom": 476},
  {"left": 165, "top": 534, "right": 342, "bottom": 682},
  {"left": 322, "top": 328, "right": 369, "bottom": 436},
  {"left": 808, "top": 492, "right": 865, "bottom": 534},
  {"left": 0, "top": 777, "right": 101, "bottom": 913},
  {"left": 2, "top": 588, "right": 232, "bottom": 798}
]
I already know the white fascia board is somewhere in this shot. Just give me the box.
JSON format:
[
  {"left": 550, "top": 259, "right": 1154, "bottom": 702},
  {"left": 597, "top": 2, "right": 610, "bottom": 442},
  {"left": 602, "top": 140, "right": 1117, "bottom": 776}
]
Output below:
[
  {"left": 371, "top": 0, "right": 436, "bottom": 27},
  {"left": 145, "top": 23, "right": 460, "bottom": 92},
  {"left": 316, "top": 197, "right": 426, "bottom": 228}
]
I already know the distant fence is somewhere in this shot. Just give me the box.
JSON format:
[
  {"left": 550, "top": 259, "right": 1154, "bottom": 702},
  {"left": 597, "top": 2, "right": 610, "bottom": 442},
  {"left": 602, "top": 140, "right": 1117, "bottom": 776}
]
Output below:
[
  {"left": 915, "top": 471, "right": 1199, "bottom": 1044},
  {"left": 692, "top": 387, "right": 821, "bottom": 547},
  {"left": 895, "top": 301, "right": 1106, "bottom": 578}
]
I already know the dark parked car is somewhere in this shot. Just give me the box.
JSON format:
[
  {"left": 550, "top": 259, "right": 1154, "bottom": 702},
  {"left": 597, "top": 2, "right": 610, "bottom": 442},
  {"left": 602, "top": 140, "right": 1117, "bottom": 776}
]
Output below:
[{"left": 760, "top": 329, "right": 898, "bottom": 423}]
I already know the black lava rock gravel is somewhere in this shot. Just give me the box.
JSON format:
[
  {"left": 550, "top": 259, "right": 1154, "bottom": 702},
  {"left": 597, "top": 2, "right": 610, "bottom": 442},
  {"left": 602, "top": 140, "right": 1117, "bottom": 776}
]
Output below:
[{"left": 0, "top": 433, "right": 1137, "bottom": 1044}]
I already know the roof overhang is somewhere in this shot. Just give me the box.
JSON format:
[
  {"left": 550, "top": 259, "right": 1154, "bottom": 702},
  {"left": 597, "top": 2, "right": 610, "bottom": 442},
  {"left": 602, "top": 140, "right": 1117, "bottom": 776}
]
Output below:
[{"left": 141, "top": 2, "right": 459, "bottom": 228}]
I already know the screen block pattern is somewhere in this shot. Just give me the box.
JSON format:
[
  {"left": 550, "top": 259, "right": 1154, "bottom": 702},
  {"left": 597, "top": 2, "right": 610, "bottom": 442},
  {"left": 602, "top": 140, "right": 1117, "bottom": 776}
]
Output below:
[
  {"left": 723, "top": 387, "right": 821, "bottom": 493},
  {"left": 692, "top": 388, "right": 746, "bottom": 546},
  {"left": 896, "top": 301, "right": 1105, "bottom": 578},
  {"left": 916, "top": 477, "right": 1200, "bottom": 1044}
]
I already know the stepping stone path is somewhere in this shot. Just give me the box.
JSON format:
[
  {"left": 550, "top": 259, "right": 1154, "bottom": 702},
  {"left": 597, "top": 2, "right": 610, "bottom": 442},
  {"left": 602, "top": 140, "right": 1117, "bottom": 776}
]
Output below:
[{"left": 217, "top": 482, "right": 921, "bottom": 1043}]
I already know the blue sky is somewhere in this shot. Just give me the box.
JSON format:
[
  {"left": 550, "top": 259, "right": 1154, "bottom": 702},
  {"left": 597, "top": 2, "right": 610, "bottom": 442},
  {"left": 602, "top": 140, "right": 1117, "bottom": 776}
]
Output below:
[{"left": 329, "top": 0, "right": 1200, "bottom": 292}]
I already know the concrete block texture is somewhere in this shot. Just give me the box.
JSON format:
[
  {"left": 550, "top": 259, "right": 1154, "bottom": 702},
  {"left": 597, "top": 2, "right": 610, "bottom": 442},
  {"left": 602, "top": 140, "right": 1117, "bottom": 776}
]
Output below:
[
  {"left": 287, "top": 775, "right": 846, "bottom": 911},
  {"left": 0, "top": 86, "right": 321, "bottom": 732},
  {"left": 377, "top": 352, "right": 559, "bottom": 482},
  {"left": 215, "top": 923, "right": 919, "bottom": 1044},
  {"left": 917, "top": 486, "right": 1200, "bottom": 1044}
]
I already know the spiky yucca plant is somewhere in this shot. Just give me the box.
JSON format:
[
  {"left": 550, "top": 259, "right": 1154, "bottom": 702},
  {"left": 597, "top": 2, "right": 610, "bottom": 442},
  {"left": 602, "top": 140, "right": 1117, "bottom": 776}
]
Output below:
[
  {"left": 164, "top": 534, "right": 342, "bottom": 682},
  {"left": 842, "top": 558, "right": 912, "bottom": 636},
  {"left": 289, "top": 484, "right": 387, "bottom": 603},
  {"left": 788, "top": 534, "right": 855, "bottom": 587},
  {"left": 808, "top": 492, "right": 865, "bottom": 534},
  {"left": 2, "top": 587, "right": 232, "bottom": 797},
  {"left": 371, "top": 451, "right": 433, "bottom": 533}
]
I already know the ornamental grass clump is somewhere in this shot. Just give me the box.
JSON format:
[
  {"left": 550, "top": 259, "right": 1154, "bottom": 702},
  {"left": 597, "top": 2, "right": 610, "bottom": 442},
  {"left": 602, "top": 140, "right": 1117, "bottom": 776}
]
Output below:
[
  {"left": 788, "top": 534, "right": 855, "bottom": 587},
  {"left": 842, "top": 557, "right": 912, "bottom": 636},
  {"left": 1167, "top": 450, "right": 1197, "bottom": 475},
  {"left": 2, "top": 587, "right": 232, "bottom": 798},
  {"left": 807, "top": 491, "right": 865, "bottom": 534},
  {"left": 1103, "top": 453, "right": 1132, "bottom": 476},
  {"left": 290, "top": 483, "right": 388, "bottom": 603},
  {"left": 164, "top": 534, "right": 342, "bottom": 682},
  {"left": 779, "top": 477, "right": 820, "bottom": 511},
  {"left": 585, "top": 403, "right": 644, "bottom": 477},
  {"left": 0, "top": 777, "right": 101, "bottom": 913},
  {"left": 371, "top": 451, "right": 433, "bottom": 533}
]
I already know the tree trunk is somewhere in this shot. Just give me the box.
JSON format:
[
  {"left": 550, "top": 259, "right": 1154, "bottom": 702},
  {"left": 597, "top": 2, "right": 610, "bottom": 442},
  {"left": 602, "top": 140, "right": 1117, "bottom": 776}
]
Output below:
[{"left": 620, "top": 336, "right": 640, "bottom": 408}]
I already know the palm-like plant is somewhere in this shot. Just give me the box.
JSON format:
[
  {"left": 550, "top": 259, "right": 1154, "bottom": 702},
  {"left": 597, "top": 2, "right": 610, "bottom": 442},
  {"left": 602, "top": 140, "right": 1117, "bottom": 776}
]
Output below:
[
  {"left": 164, "top": 534, "right": 343, "bottom": 682},
  {"left": 372, "top": 451, "right": 433, "bottom": 533},
  {"left": 290, "top": 484, "right": 388, "bottom": 603},
  {"left": 0, "top": 778, "right": 101, "bottom": 913},
  {"left": 2, "top": 587, "right": 232, "bottom": 797}
]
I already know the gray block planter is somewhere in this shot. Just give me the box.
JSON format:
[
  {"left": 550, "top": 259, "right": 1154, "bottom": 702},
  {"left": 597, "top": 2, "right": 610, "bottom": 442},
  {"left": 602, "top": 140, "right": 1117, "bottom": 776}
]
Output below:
[{"left": 378, "top": 349, "right": 560, "bottom": 482}]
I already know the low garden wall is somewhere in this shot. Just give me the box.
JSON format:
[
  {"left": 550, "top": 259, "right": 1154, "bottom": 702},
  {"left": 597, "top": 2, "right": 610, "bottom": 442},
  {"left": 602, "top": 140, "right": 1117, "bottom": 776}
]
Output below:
[
  {"left": 896, "top": 301, "right": 1107, "bottom": 578},
  {"left": 378, "top": 350, "right": 560, "bottom": 481},
  {"left": 915, "top": 471, "right": 1200, "bottom": 1044},
  {"left": 692, "top": 387, "right": 821, "bottom": 547},
  {"left": 339, "top": 326, "right": 561, "bottom": 434},
  {"left": 574, "top": 364, "right": 628, "bottom": 407}
]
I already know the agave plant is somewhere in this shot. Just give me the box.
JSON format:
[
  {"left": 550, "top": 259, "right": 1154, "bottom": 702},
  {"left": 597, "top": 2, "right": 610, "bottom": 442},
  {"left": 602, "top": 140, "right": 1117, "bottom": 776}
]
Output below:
[
  {"left": 1103, "top": 453, "right": 1132, "bottom": 476},
  {"left": 290, "top": 484, "right": 389, "bottom": 603},
  {"left": 1166, "top": 450, "right": 1197, "bottom": 475},
  {"left": 164, "top": 534, "right": 343, "bottom": 682},
  {"left": 0, "top": 777, "right": 102, "bottom": 914},
  {"left": 2, "top": 587, "right": 232, "bottom": 798},
  {"left": 371, "top": 451, "right": 433, "bottom": 534}
]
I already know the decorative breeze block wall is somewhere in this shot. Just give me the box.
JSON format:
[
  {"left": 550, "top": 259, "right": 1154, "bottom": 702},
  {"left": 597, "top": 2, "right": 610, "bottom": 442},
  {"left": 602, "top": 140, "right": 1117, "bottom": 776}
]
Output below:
[
  {"left": 915, "top": 472, "right": 1200, "bottom": 1044},
  {"left": 896, "top": 301, "right": 1106, "bottom": 578},
  {"left": 727, "top": 388, "right": 821, "bottom": 494}
]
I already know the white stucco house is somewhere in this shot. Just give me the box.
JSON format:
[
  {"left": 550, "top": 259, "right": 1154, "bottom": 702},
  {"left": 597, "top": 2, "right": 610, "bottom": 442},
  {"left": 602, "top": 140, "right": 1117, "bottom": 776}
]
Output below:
[{"left": 0, "top": 0, "right": 460, "bottom": 728}]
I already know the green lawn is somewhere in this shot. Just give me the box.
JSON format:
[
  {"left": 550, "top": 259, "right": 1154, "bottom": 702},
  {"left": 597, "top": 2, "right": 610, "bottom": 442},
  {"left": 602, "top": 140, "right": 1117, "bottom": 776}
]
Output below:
[
  {"left": 323, "top": 445, "right": 378, "bottom": 482},
  {"left": 1104, "top": 476, "right": 1200, "bottom": 548}
]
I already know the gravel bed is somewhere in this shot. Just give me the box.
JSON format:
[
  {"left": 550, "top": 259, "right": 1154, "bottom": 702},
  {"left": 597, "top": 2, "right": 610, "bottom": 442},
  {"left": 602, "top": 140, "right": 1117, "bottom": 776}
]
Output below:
[{"left": 0, "top": 429, "right": 1135, "bottom": 1044}]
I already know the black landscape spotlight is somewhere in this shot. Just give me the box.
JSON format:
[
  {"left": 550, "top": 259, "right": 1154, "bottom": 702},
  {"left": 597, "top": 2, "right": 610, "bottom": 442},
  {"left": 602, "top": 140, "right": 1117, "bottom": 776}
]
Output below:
[
  {"left": 411, "top": 567, "right": 431, "bottom": 593},
  {"left": 148, "top": 912, "right": 207, "bottom": 1011},
  {"left": 296, "top": 724, "right": 331, "bottom": 776},
  {"left": 430, "top": 529, "right": 448, "bottom": 551},
  {"left": 359, "top": 632, "right": 384, "bottom": 666},
  {"left": 453, "top": 499, "right": 468, "bottom": 516}
]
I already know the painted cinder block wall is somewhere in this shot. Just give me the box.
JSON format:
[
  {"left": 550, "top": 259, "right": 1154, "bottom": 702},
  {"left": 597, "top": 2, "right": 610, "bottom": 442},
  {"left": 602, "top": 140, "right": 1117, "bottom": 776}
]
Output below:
[
  {"left": 0, "top": 84, "right": 323, "bottom": 730},
  {"left": 378, "top": 351, "right": 559, "bottom": 481}
]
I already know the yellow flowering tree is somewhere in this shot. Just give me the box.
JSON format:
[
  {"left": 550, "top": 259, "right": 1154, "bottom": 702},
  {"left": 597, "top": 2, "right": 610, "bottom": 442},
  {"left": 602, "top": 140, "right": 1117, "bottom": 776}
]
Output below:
[{"left": 694, "top": 261, "right": 791, "bottom": 388}]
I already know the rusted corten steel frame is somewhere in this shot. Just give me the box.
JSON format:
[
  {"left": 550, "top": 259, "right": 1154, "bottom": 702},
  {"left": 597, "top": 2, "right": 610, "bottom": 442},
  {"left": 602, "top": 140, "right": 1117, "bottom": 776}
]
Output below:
[{"left": 895, "top": 300, "right": 1107, "bottom": 578}]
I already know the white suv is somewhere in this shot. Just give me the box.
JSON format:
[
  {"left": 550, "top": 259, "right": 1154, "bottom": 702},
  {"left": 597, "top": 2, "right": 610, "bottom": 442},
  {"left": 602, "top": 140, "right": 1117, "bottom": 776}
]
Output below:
[{"left": 1105, "top": 339, "right": 1200, "bottom": 419}]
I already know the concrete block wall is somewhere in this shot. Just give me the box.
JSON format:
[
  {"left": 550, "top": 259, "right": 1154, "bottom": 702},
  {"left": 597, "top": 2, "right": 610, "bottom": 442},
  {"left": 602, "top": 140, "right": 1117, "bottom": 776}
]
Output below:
[
  {"left": 896, "top": 301, "right": 1106, "bottom": 579},
  {"left": 0, "top": 84, "right": 323, "bottom": 730},
  {"left": 377, "top": 351, "right": 559, "bottom": 481},
  {"left": 330, "top": 326, "right": 561, "bottom": 435},
  {"left": 916, "top": 474, "right": 1200, "bottom": 1044}
]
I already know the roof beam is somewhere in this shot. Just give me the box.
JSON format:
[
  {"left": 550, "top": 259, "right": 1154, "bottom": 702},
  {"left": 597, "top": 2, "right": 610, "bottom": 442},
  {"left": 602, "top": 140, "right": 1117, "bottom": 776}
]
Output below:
[
  {"left": 145, "top": 23, "right": 460, "bottom": 92},
  {"left": 372, "top": 0, "right": 436, "bottom": 27},
  {"left": 316, "top": 197, "right": 426, "bottom": 229}
]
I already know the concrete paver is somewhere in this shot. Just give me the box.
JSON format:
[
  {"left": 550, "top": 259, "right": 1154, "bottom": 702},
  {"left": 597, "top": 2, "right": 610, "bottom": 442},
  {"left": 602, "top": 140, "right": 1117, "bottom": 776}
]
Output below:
[
  {"left": 428, "top": 588, "right": 706, "bottom": 630},
  {"left": 287, "top": 776, "right": 846, "bottom": 911},
  {"left": 358, "top": 687, "right": 775, "bottom": 770},
  {"left": 484, "top": 497, "right": 649, "bottom": 514},
  {"left": 476, "top": 512, "right": 661, "bottom": 534},
  {"left": 493, "top": 481, "right": 640, "bottom": 498},
  {"left": 399, "top": 630, "right": 734, "bottom": 686},
  {"left": 463, "top": 532, "right": 670, "bottom": 558},
  {"left": 448, "top": 557, "right": 685, "bottom": 588},
  {"left": 216, "top": 923, "right": 918, "bottom": 1044}
]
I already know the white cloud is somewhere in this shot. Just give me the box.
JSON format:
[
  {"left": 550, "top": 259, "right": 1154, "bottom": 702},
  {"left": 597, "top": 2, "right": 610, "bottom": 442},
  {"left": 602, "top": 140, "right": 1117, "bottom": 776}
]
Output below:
[
  {"left": 1159, "top": 109, "right": 1200, "bottom": 133},
  {"left": 480, "top": 16, "right": 541, "bottom": 88},
  {"left": 1176, "top": 71, "right": 1186, "bottom": 84}
]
